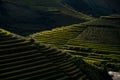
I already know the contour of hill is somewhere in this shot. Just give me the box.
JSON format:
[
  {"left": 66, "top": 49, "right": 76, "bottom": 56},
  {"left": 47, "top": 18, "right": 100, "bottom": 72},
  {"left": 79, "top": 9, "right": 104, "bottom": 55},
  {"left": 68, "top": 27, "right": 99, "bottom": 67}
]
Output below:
[
  {"left": 30, "top": 24, "right": 87, "bottom": 46},
  {"left": 31, "top": 15, "right": 120, "bottom": 49},
  {"left": 31, "top": 15, "right": 120, "bottom": 71},
  {"left": 0, "top": 0, "right": 92, "bottom": 35},
  {"left": 62, "top": 0, "right": 120, "bottom": 17},
  {"left": 0, "top": 28, "right": 112, "bottom": 80}
]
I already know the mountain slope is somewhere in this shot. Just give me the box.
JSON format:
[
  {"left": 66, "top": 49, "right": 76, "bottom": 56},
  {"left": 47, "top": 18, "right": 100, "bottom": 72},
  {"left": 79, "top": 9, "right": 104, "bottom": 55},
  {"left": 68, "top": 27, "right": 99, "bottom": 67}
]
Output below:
[
  {"left": 31, "top": 15, "right": 120, "bottom": 71},
  {"left": 0, "top": 28, "right": 112, "bottom": 80},
  {"left": 62, "top": 0, "right": 120, "bottom": 17},
  {"left": 0, "top": 0, "right": 92, "bottom": 35},
  {"left": 66, "top": 15, "right": 120, "bottom": 71},
  {"left": 31, "top": 15, "right": 120, "bottom": 47},
  {"left": 68, "top": 15, "right": 120, "bottom": 45}
]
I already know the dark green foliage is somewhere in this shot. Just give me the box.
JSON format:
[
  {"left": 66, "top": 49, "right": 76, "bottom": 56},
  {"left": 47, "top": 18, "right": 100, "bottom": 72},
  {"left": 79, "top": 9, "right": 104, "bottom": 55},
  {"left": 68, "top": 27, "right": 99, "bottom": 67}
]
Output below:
[
  {"left": 72, "top": 57, "right": 112, "bottom": 80},
  {"left": 66, "top": 46, "right": 92, "bottom": 52}
]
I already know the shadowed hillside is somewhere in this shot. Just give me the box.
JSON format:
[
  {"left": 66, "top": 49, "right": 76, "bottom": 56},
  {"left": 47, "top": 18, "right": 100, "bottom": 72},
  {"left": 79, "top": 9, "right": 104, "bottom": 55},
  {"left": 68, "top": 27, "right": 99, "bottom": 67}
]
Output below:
[
  {"left": 0, "top": 28, "right": 112, "bottom": 80},
  {"left": 62, "top": 0, "right": 120, "bottom": 17},
  {"left": 0, "top": 0, "right": 92, "bottom": 35}
]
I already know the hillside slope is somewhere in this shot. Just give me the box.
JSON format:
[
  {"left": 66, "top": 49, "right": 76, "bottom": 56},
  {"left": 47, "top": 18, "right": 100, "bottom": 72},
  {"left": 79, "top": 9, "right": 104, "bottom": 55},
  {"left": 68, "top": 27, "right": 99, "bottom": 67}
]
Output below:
[
  {"left": 0, "top": 28, "right": 112, "bottom": 80},
  {"left": 0, "top": 0, "right": 92, "bottom": 35},
  {"left": 75, "top": 15, "right": 120, "bottom": 44},
  {"left": 30, "top": 24, "right": 87, "bottom": 46},
  {"left": 68, "top": 15, "right": 120, "bottom": 45},
  {"left": 31, "top": 15, "right": 120, "bottom": 47},
  {"left": 62, "top": 0, "right": 120, "bottom": 17},
  {"left": 31, "top": 15, "right": 120, "bottom": 71},
  {"left": 66, "top": 15, "right": 120, "bottom": 71}
]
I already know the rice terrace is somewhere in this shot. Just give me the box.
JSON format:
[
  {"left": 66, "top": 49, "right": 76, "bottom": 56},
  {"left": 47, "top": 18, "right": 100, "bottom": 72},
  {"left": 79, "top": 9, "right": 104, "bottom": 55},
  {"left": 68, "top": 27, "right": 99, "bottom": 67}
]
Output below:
[{"left": 0, "top": 0, "right": 120, "bottom": 80}]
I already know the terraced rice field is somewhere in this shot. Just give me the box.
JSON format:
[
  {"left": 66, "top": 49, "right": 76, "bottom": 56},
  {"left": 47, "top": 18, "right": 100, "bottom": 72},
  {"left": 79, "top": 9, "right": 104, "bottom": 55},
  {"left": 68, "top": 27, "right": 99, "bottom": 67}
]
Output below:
[
  {"left": 31, "top": 24, "right": 87, "bottom": 46},
  {"left": 0, "top": 28, "right": 91, "bottom": 80},
  {"left": 31, "top": 15, "right": 120, "bottom": 71}
]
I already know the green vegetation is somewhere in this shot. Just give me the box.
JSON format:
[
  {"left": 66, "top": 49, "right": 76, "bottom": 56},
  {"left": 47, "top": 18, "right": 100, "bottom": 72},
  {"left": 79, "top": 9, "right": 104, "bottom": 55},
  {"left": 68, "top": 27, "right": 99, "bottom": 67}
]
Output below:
[
  {"left": 0, "top": 28, "right": 112, "bottom": 80},
  {"left": 101, "top": 14, "right": 120, "bottom": 20},
  {"left": 65, "top": 44, "right": 120, "bottom": 71},
  {"left": 0, "top": 0, "right": 119, "bottom": 79},
  {"left": 31, "top": 15, "right": 120, "bottom": 71},
  {"left": 31, "top": 24, "right": 87, "bottom": 46},
  {"left": 73, "top": 57, "right": 112, "bottom": 80}
]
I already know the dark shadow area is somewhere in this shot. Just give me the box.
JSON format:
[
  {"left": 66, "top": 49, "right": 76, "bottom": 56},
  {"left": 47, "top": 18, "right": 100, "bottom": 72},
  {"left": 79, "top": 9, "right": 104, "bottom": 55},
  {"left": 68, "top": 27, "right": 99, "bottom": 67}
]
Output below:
[
  {"left": 62, "top": 0, "right": 120, "bottom": 17},
  {"left": 0, "top": 0, "right": 85, "bottom": 36}
]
